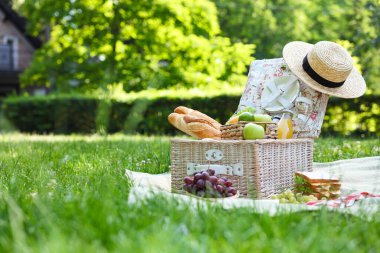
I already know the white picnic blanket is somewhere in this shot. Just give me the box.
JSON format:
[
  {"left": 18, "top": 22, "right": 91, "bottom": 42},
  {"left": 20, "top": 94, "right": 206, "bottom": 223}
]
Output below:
[{"left": 126, "top": 156, "right": 380, "bottom": 216}]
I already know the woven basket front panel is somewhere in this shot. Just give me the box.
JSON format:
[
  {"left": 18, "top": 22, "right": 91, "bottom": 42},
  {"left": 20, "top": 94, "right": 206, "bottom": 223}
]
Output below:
[
  {"left": 253, "top": 139, "right": 313, "bottom": 198},
  {"left": 171, "top": 139, "right": 256, "bottom": 197},
  {"left": 170, "top": 138, "right": 313, "bottom": 199}
]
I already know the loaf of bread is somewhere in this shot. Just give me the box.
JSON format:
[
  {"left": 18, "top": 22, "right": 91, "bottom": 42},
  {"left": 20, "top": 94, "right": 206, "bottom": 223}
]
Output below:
[
  {"left": 174, "top": 106, "right": 221, "bottom": 130},
  {"left": 167, "top": 113, "right": 196, "bottom": 138},
  {"left": 168, "top": 107, "right": 221, "bottom": 139}
]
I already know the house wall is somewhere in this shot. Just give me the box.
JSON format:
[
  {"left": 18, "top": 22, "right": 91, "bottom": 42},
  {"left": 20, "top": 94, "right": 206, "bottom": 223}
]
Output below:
[{"left": 0, "top": 8, "right": 35, "bottom": 71}]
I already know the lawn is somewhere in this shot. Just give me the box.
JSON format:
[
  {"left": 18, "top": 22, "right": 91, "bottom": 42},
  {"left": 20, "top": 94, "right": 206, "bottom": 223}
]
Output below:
[{"left": 0, "top": 134, "right": 379, "bottom": 252}]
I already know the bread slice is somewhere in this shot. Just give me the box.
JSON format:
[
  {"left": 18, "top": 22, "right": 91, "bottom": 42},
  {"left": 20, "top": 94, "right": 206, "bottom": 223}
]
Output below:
[
  {"left": 295, "top": 171, "right": 341, "bottom": 200},
  {"left": 308, "top": 183, "right": 341, "bottom": 193},
  {"left": 295, "top": 171, "right": 340, "bottom": 183}
]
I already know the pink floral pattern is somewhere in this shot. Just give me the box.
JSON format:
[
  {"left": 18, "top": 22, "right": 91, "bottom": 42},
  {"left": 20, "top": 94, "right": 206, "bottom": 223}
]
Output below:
[{"left": 238, "top": 58, "right": 329, "bottom": 138}]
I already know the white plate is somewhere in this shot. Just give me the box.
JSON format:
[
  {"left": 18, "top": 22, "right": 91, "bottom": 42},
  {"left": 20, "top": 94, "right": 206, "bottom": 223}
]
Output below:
[{"left": 261, "top": 76, "right": 300, "bottom": 113}]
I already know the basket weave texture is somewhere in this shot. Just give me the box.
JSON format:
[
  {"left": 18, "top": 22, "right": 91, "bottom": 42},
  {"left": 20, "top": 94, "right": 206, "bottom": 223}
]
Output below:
[
  {"left": 171, "top": 138, "right": 313, "bottom": 199},
  {"left": 221, "top": 121, "right": 278, "bottom": 140}
]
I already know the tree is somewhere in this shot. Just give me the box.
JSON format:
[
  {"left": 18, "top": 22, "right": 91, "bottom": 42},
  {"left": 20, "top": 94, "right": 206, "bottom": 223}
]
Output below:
[
  {"left": 213, "top": 0, "right": 380, "bottom": 92},
  {"left": 19, "top": 0, "right": 255, "bottom": 92}
]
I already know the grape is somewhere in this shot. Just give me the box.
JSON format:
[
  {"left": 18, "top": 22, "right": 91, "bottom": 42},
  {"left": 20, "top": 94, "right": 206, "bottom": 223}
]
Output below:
[
  {"left": 229, "top": 187, "right": 237, "bottom": 195},
  {"left": 216, "top": 185, "right": 224, "bottom": 193},
  {"left": 305, "top": 196, "right": 316, "bottom": 203},
  {"left": 196, "top": 179, "right": 205, "bottom": 189},
  {"left": 309, "top": 195, "right": 317, "bottom": 201},
  {"left": 207, "top": 168, "right": 215, "bottom": 176},
  {"left": 182, "top": 170, "right": 237, "bottom": 198},
  {"left": 184, "top": 176, "right": 193, "bottom": 185},
  {"left": 209, "top": 176, "right": 218, "bottom": 184},
  {"left": 183, "top": 185, "right": 192, "bottom": 193},
  {"left": 194, "top": 173, "right": 202, "bottom": 181},
  {"left": 205, "top": 188, "right": 217, "bottom": 198},
  {"left": 205, "top": 181, "right": 213, "bottom": 191},
  {"left": 217, "top": 179, "right": 225, "bottom": 185},
  {"left": 201, "top": 171, "right": 210, "bottom": 180},
  {"left": 272, "top": 190, "right": 321, "bottom": 204},
  {"left": 225, "top": 181, "right": 232, "bottom": 187}
]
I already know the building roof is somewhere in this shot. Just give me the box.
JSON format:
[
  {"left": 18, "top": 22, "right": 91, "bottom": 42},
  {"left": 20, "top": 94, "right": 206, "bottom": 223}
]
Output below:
[{"left": 0, "top": 0, "right": 42, "bottom": 49}]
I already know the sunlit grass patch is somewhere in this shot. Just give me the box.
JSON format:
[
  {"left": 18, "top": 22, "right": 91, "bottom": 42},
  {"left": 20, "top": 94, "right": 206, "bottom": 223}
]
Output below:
[{"left": 0, "top": 134, "right": 379, "bottom": 252}]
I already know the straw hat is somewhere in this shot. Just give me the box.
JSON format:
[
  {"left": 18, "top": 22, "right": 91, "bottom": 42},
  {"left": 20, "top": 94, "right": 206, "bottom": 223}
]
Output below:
[{"left": 283, "top": 41, "right": 366, "bottom": 98}]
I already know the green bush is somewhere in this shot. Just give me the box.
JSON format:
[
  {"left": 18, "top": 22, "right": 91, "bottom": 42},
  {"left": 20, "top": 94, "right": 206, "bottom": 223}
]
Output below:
[
  {"left": 322, "top": 96, "right": 380, "bottom": 137},
  {"left": 2, "top": 95, "right": 99, "bottom": 134},
  {"left": 108, "top": 95, "right": 240, "bottom": 134},
  {"left": 2, "top": 94, "right": 379, "bottom": 136}
]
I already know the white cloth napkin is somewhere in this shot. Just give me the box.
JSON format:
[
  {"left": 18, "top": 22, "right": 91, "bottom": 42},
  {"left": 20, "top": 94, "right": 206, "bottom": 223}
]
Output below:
[{"left": 313, "top": 156, "right": 380, "bottom": 193}]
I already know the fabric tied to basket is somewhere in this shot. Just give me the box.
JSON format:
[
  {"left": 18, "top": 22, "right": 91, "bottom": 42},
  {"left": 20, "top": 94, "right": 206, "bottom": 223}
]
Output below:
[
  {"left": 294, "top": 96, "right": 313, "bottom": 123},
  {"left": 186, "top": 163, "right": 244, "bottom": 176}
]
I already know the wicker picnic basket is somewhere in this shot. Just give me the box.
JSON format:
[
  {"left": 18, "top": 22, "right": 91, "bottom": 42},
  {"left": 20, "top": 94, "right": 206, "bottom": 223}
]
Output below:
[
  {"left": 221, "top": 121, "right": 278, "bottom": 140},
  {"left": 171, "top": 138, "right": 313, "bottom": 199}
]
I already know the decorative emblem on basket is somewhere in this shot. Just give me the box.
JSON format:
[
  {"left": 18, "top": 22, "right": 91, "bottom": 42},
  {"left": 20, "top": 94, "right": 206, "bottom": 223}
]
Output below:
[{"left": 205, "top": 149, "right": 223, "bottom": 161}]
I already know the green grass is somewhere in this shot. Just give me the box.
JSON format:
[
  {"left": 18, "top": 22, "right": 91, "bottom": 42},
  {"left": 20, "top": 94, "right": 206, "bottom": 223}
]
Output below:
[{"left": 0, "top": 134, "right": 379, "bottom": 252}]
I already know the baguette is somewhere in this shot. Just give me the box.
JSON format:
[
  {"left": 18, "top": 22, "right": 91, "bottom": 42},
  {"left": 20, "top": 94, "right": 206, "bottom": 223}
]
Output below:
[
  {"left": 187, "top": 120, "right": 221, "bottom": 139},
  {"left": 168, "top": 113, "right": 197, "bottom": 138},
  {"left": 168, "top": 113, "right": 221, "bottom": 139},
  {"left": 174, "top": 106, "right": 221, "bottom": 130}
]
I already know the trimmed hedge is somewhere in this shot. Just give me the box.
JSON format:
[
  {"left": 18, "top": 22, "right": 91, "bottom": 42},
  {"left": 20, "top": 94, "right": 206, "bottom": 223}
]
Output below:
[
  {"left": 108, "top": 95, "right": 240, "bottom": 134},
  {"left": 2, "top": 94, "right": 379, "bottom": 136},
  {"left": 2, "top": 95, "right": 98, "bottom": 134}
]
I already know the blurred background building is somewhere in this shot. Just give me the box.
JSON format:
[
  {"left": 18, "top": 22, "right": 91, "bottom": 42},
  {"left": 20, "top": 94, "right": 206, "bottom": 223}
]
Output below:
[{"left": 0, "top": 0, "right": 41, "bottom": 97}]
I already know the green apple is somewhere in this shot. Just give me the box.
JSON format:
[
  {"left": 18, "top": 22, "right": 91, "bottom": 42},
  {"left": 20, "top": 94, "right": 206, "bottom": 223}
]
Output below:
[
  {"left": 253, "top": 114, "right": 272, "bottom": 122},
  {"left": 237, "top": 106, "right": 256, "bottom": 115},
  {"left": 238, "top": 112, "right": 255, "bottom": 122},
  {"left": 243, "top": 123, "right": 265, "bottom": 140}
]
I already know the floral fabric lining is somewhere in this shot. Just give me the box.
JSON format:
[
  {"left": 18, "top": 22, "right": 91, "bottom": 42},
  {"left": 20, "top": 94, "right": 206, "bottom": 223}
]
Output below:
[{"left": 238, "top": 58, "right": 329, "bottom": 138}]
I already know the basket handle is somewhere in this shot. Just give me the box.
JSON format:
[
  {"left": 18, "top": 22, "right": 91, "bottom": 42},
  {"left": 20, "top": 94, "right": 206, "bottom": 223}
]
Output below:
[{"left": 186, "top": 163, "right": 243, "bottom": 176}]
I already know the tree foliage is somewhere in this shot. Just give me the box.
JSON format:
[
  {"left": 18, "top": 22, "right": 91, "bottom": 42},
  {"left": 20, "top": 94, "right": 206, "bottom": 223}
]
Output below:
[
  {"left": 19, "top": 0, "right": 254, "bottom": 92},
  {"left": 213, "top": 0, "right": 380, "bottom": 92},
  {"left": 18, "top": 0, "right": 380, "bottom": 93}
]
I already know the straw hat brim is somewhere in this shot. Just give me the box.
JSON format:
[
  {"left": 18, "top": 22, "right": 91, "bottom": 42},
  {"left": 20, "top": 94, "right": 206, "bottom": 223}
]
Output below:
[{"left": 283, "top": 41, "right": 366, "bottom": 98}]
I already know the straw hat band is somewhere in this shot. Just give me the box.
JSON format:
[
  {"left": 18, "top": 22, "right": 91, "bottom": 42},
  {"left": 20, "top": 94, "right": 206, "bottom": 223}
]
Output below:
[{"left": 302, "top": 56, "right": 345, "bottom": 88}]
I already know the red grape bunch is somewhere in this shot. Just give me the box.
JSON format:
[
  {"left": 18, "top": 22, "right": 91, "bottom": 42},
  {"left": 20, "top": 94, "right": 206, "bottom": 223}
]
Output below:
[{"left": 182, "top": 169, "right": 237, "bottom": 198}]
